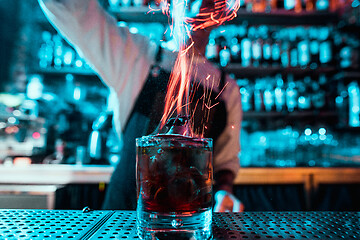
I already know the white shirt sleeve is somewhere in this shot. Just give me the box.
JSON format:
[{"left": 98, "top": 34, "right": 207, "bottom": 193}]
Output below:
[{"left": 38, "top": 0, "right": 157, "bottom": 133}]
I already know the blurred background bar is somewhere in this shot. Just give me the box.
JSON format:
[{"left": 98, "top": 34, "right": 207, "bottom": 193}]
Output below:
[{"left": 0, "top": 0, "right": 359, "bottom": 211}]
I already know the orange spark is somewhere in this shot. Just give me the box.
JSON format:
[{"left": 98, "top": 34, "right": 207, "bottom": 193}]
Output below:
[{"left": 148, "top": 0, "right": 240, "bottom": 136}]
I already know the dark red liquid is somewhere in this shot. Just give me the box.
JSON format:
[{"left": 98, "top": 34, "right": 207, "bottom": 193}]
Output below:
[{"left": 137, "top": 139, "right": 213, "bottom": 213}]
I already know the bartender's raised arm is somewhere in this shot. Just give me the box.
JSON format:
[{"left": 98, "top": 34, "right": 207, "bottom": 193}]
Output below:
[{"left": 38, "top": 0, "right": 155, "bottom": 100}]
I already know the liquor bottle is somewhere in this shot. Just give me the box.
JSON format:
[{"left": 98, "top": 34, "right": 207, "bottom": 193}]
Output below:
[
  {"left": 319, "top": 27, "right": 333, "bottom": 67},
  {"left": 206, "top": 35, "right": 219, "bottom": 62},
  {"left": 338, "top": 35, "right": 358, "bottom": 70},
  {"left": 252, "top": 0, "right": 267, "bottom": 12},
  {"left": 219, "top": 45, "right": 231, "bottom": 67},
  {"left": 316, "top": 0, "right": 329, "bottom": 11},
  {"left": 268, "top": 0, "right": 277, "bottom": 11},
  {"left": 264, "top": 80, "right": 275, "bottom": 112},
  {"left": 309, "top": 27, "right": 320, "bottom": 69},
  {"left": 239, "top": 79, "right": 253, "bottom": 112},
  {"left": 329, "top": 0, "right": 338, "bottom": 12},
  {"left": 298, "top": 38, "right": 310, "bottom": 68},
  {"left": 254, "top": 80, "right": 265, "bottom": 112},
  {"left": 271, "top": 33, "right": 281, "bottom": 66},
  {"left": 284, "top": 0, "right": 296, "bottom": 10},
  {"left": 230, "top": 34, "right": 242, "bottom": 64},
  {"left": 281, "top": 39, "right": 290, "bottom": 68},
  {"left": 63, "top": 47, "right": 75, "bottom": 67},
  {"left": 218, "top": 33, "right": 231, "bottom": 67},
  {"left": 121, "top": 0, "right": 131, "bottom": 7},
  {"left": 38, "top": 31, "right": 54, "bottom": 69},
  {"left": 305, "top": 0, "right": 315, "bottom": 11},
  {"left": 133, "top": 0, "right": 143, "bottom": 7},
  {"left": 286, "top": 74, "right": 298, "bottom": 112},
  {"left": 297, "top": 76, "right": 312, "bottom": 111},
  {"left": 53, "top": 34, "right": 64, "bottom": 70},
  {"left": 348, "top": 82, "right": 360, "bottom": 127},
  {"left": 289, "top": 30, "right": 298, "bottom": 67},
  {"left": 336, "top": 82, "right": 348, "bottom": 127},
  {"left": 274, "top": 74, "right": 286, "bottom": 112},
  {"left": 339, "top": 41, "right": 352, "bottom": 69},
  {"left": 251, "top": 32, "right": 263, "bottom": 67},
  {"left": 295, "top": 0, "right": 302, "bottom": 12},
  {"left": 241, "top": 32, "right": 252, "bottom": 67},
  {"left": 262, "top": 38, "right": 272, "bottom": 67},
  {"left": 108, "top": 0, "right": 121, "bottom": 8}
]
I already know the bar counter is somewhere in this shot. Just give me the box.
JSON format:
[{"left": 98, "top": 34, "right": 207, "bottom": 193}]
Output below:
[
  {"left": 0, "top": 210, "right": 359, "bottom": 239},
  {"left": 1, "top": 165, "right": 359, "bottom": 210},
  {"left": 1, "top": 165, "right": 360, "bottom": 186}
]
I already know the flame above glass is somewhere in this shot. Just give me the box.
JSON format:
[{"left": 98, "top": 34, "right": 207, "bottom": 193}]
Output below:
[{"left": 153, "top": 0, "right": 240, "bottom": 136}]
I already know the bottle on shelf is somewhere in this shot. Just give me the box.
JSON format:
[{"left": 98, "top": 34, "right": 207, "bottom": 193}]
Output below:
[
  {"left": 121, "top": 0, "right": 131, "bottom": 7},
  {"left": 309, "top": 27, "right": 320, "bottom": 69},
  {"left": 259, "top": 26, "right": 271, "bottom": 66},
  {"left": 218, "top": 32, "right": 231, "bottom": 67},
  {"left": 53, "top": 34, "right": 64, "bottom": 70},
  {"left": 251, "top": 29, "right": 263, "bottom": 67},
  {"left": 252, "top": 0, "right": 267, "bottom": 12},
  {"left": 263, "top": 80, "right": 275, "bottom": 112},
  {"left": 133, "top": 0, "right": 143, "bottom": 7},
  {"left": 38, "top": 31, "right": 54, "bottom": 69},
  {"left": 241, "top": 31, "right": 252, "bottom": 67},
  {"left": 262, "top": 37, "right": 273, "bottom": 66},
  {"left": 63, "top": 47, "right": 75, "bottom": 67},
  {"left": 348, "top": 81, "right": 360, "bottom": 127},
  {"left": 230, "top": 33, "right": 242, "bottom": 64},
  {"left": 254, "top": 79, "right": 265, "bottom": 112},
  {"left": 239, "top": 79, "right": 253, "bottom": 112},
  {"left": 205, "top": 35, "right": 219, "bottom": 63},
  {"left": 336, "top": 82, "right": 349, "bottom": 127},
  {"left": 305, "top": 0, "right": 316, "bottom": 11},
  {"left": 286, "top": 74, "right": 298, "bottom": 112},
  {"left": 338, "top": 34, "right": 360, "bottom": 70},
  {"left": 274, "top": 74, "right": 286, "bottom": 112},
  {"left": 108, "top": 0, "right": 121, "bottom": 8},
  {"left": 271, "top": 32, "right": 281, "bottom": 66},
  {"left": 318, "top": 27, "right": 333, "bottom": 67},
  {"left": 284, "top": 0, "right": 294, "bottom": 10},
  {"left": 316, "top": 0, "right": 329, "bottom": 11},
  {"left": 297, "top": 32, "right": 310, "bottom": 68},
  {"left": 297, "top": 76, "right": 312, "bottom": 111},
  {"left": 289, "top": 29, "right": 299, "bottom": 67},
  {"left": 281, "top": 37, "right": 290, "bottom": 68}
]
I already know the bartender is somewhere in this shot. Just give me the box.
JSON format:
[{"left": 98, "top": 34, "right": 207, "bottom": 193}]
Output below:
[{"left": 39, "top": 0, "right": 243, "bottom": 212}]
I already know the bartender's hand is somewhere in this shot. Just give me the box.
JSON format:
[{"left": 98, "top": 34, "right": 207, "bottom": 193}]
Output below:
[
  {"left": 214, "top": 190, "right": 244, "bottom": 212},
  {"left": 214, "top": 170, "right": 244, "bottom": 212}
]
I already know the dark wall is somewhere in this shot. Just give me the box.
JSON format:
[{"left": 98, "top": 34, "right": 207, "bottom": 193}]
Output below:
[{"left": 0, "top": 0, "right": 20, "bottom": 92}]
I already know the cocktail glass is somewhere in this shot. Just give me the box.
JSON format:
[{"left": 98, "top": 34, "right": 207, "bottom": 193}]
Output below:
[{"left": 136, "top": 134, "right": 213, "bottom": 239}]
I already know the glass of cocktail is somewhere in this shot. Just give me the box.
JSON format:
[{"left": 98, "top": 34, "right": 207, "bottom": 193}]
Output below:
[{"left": 136, "top": 134, "right": 213, "bottom": 240}]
